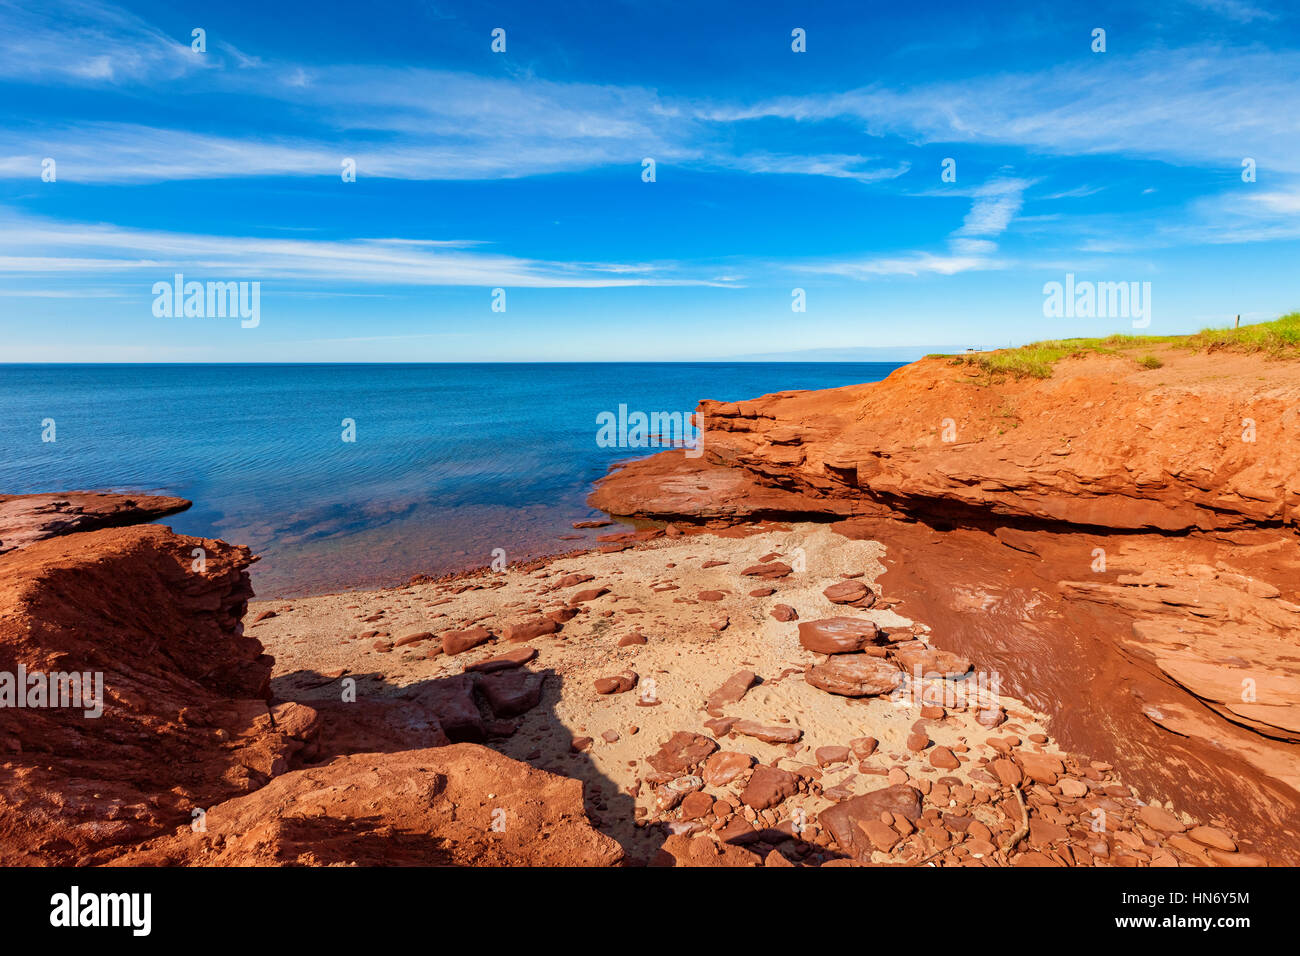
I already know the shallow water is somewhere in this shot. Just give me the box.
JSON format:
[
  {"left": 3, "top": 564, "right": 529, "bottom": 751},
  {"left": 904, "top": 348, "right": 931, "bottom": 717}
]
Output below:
[{"left": 0, "top": 362, "right": 901, "bottom": 596}]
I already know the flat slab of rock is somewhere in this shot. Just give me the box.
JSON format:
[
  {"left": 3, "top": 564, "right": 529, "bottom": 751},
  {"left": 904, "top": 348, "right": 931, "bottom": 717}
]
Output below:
[
  {"left": 568, "top": 587, "right": 610, "bottom": 605},
  {"left": 502, "top": 616, "right": 560, "bottom": 642},
  {"left": 823, "top": 580, "right": 875, "bottom": 608},
  {"left": 815, "top": 745, "right": 851, "bottom": 767},
  {"left": 648, "top": 732, "right": 718, "bottom": 774},
  {"left": 594, "top": 670, "right": 638, "bottom": 695},
  {"left": 806, "top": 654, "right": 903, "bottom": 697},
  {"left": 741, "top": 562, "right": 793, "bottom": 579},
  {"left": 819, "top": 785, "right": 923, "bottom": 861},
  {"left": 0, "top": 491, "right": 192, "bottom": 554},
  {"left": 732, "top": 719, "right": 802, "bottom": 744},
  {"left": 553, "top": 572, "right": 595, "bottom": 588},
  {"left": 702, "top": 751, "right": 755, "bottom": 787},
  {"left": 1017, "top": 751, "right": 1064, "bottom": 785},
  {"left": 465, "top": 647, "right": 537, "bottom": 673},
  {"left": 393, "top": 630, "right": 437, "bottom": 648},
  {"left": 739, "top": 766, "right": 798, "bottom": 810},
  {"left": 1138, "top": 804, "right": 1186, "bottom": 833},
  {"left": 891, "top": 644, "right": 972, "bottom": 679},
  {"left": 798, "top": 617, "right": 882, "bottom": 654},
  {"left": 705, "top": 669, "right": 757, "bottom": 716},
  {"left": 442, "top": 625, "right": 494, "bottom": 656}
]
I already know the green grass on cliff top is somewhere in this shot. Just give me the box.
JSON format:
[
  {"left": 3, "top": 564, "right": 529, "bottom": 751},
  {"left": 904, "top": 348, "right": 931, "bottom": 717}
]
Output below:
[{"left": 929, "top": 312, "right": 1300, "bottom": 380}]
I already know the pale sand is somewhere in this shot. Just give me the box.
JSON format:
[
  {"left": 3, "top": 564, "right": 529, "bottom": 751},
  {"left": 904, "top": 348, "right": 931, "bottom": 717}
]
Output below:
[{"left": 249, "top": 522, "right": 1072, "bottom": 861}]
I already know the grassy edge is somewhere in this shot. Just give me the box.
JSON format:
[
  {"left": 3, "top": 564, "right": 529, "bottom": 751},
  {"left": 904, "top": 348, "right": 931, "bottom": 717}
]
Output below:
[{"left": 931, "top": 312, "right": 1300, "bottom": 380}]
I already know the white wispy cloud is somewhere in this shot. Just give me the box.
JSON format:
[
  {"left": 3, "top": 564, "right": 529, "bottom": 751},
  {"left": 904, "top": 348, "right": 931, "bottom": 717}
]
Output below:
[
  {"left": 700, "top": 47, "right": 1300, "bottom": 174},
  {"left": 0, "top": 209, "right": 732, "bottom": 288},
  {"left": 795, "top": 177, "right": 1028, "bottom": 280},
  {"left": 799, "top": 251, "right": 1003, "bottom": 279},
  {"left": 953, "top": 178, "right": 1031, "bottom": 238},
  {"left": 0, "top": 0, "right": 202, "bottom": 85},
  {"left": 713, "top": 153, "right": 910, "bottom": 184},
  {"left": 5, "top": 2, "right": 1297, "bottom": 193}
]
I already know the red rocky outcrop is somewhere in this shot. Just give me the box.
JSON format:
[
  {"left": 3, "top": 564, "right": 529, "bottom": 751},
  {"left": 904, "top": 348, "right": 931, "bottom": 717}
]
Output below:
[
  {"left": 112, "top": 745, "right": 623, "bottom": 867},
  {"left": 0, "top": 510, "right": 618, "bottom": 867},
  {"left": 589, "top": 348, "right": 1300, "bottom": 862},
  {"left": 0, "top": 491, "right": 191, "bottom": 554},
  {"left": 0, "top": 524, "right": 294, "bottom": 864}
]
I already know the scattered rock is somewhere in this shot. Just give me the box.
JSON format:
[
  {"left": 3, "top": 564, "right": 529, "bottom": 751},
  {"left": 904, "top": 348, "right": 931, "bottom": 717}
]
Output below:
[
  {"left": 798, "top": 617, "right": 883, "bottom": 654},
  {"left": 823, "top": 580, "right": 875, "bottom": 608},
  {"left": 502, "top": 616, "right": 560, "bottom": 643},
  {"left": 739, "top": 766, "right": 798, "bottom": 810},
  {"left": 594, "top": 670, "right": 639, "bottom": 695},
  {"left": 465, "top": 647, "right": 537, "bottom": 673},
  {"left": 815, "top": 746, "right": 851, "bottom": 767},
  {"left": 732, "top": 720, "right": 802, "bottom": 744},
  {"left": 741, "top": 562, "right": 792, "bottom": 579},
  {"left": 442, "top": 625, "right": 494, "bottom": 656},
  {"left": 1138, "top": 804, "right": 1187, "bottom": 834},
  {"left": 770, "top": 604, "right": 798, "bottom": 622},
  {"left": 929, "top": 746, "right": 961, "bottom": 770},
  {"left": 657, "top": 775, "right": 705, "bottom": 812},
  {"left": 850, "top": 737, "right": 879, "bottom": 759},
  {"left": 647, "top": 732, "right": 718, "bottom": 774},
  {"left": 806, "top": 654, "right": 903, "bottom": 697},
  {"left": 891, "top": 645, "right": 972, "bottom": 679},
  {"left": 702, "top": 751, "right": 755, "bottom": 787},
  {"left": 819, "top": 785, "right": 923, "bottom": 862},
  {"left": 705, "top": 670, "right": 757, "bottom": 716}
]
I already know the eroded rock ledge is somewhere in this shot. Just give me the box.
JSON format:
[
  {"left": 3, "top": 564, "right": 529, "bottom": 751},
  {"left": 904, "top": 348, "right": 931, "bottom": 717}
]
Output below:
[
  {"left": 0, "top": 491, "right": 192, "bottom": 554},
  {"left": 592, "top": 350, "right": 1300, "bottom": 531},
  {"left": 0, "top": 513, "right": 620, "bottom": 867},
  {"left": 589, "top": 349, "right": 1300, "bottom": 861}
]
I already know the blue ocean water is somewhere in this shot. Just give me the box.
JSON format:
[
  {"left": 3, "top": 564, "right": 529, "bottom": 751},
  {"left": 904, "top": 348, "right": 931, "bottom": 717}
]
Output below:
[{"left": 0, "top": 363, "right": 901, "bottom": 596}]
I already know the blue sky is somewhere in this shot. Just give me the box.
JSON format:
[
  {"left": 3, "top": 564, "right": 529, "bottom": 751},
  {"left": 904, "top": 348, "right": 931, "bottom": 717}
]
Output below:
[{"left": 1, "top": 0, "right": 1297, "bottom": 361}]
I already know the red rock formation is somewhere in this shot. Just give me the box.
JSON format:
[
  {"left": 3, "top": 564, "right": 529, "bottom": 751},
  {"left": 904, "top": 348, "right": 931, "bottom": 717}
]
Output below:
[
  {"left": 591, "top": 350, "right": 1300, "bottom": 530},
  {"left": 590, "top": 348, "right": 1300, "bottom": 862},
  {"left": 0, "top": 514, "right": 619, "bottom": 867},
  {"left": 0, "top": 524, "right": 299, "bottom": 864},
  {"left": 110, "top": 745, "right": 623, "bottom": 867},
  {"left": 0, "top": 491, "right": 190, "bottom": 554}
]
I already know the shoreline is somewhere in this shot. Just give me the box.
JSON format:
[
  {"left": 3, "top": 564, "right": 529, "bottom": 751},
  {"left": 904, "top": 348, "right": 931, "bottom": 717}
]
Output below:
[
  {"left": 246, "top": 518, "right": 1255, "bottom": 866},
  {"left": 4, "top": 338, "right": 1296, "bottom": 866}
]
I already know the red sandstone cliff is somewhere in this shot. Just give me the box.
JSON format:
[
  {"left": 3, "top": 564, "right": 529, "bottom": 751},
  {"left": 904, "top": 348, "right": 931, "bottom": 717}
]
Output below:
[
  {"left": 590, "top": 344, "right": 1300, "bottom": 861},
  {"left": 0, "top": 495, "right": 621, "bottom": 866}
]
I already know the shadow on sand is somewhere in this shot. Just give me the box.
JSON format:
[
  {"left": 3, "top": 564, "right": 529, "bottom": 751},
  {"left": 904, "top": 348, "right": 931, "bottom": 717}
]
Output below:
[{"left": 270, "top": 663, "right": 845, "bottom": 866}]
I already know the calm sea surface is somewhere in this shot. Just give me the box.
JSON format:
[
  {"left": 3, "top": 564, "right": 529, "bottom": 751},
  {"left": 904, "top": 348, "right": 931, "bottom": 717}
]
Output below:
[{"left": 0, "top": 363, "right": 902, "bottom": 596}]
